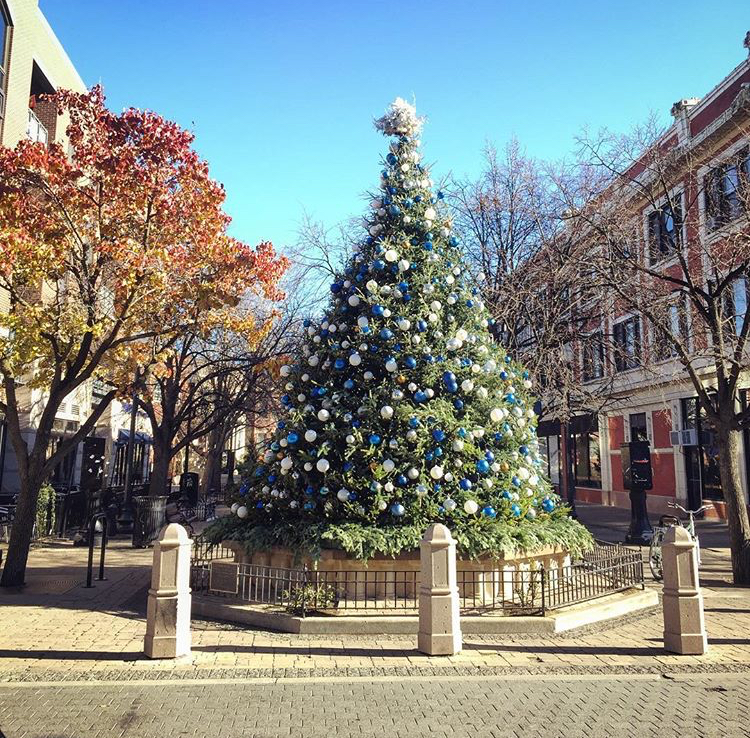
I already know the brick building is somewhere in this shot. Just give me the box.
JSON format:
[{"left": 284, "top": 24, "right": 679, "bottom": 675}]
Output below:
[{"left": 538, "top": 40, "right": 750, "bottom": 521}]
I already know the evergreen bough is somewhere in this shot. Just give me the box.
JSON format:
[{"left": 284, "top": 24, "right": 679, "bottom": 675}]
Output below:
[{"left": 207, "top": 99, "right": 593, "bottom": 561}]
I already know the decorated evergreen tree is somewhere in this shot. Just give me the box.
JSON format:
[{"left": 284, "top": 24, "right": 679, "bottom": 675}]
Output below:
[{"left": 208, "top": 99, "right": 592, "bottom": 559}]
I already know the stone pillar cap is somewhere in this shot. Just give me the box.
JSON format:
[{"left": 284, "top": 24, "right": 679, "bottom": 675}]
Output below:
[
  {"left": 422, "top": 523, "right": 454, "bottom": 543},
  {"left": 663, "top": 525, "right": 692, "bottom": 545},
  {"left": 158, "top": 523, "right": 192, "bottom": 545}
]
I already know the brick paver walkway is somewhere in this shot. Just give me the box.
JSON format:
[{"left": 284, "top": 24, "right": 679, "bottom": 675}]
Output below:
[
  {"left": 1, "top": 673, "right": 747, "bottom": 737},
  {"left": 0, "top": 505, "right": 747, "bottom": 736}
]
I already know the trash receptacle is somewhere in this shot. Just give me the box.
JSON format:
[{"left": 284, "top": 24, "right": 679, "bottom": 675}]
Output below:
[
  {"left": 132, "top": 495, "right": 167, "bottom": 548},
  {"left": 179, "top": 472, "right": 200, "bottom": 507}
]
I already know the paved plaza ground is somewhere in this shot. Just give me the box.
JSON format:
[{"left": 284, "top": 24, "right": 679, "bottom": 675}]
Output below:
[{"left": 0, "top": 503, "right": 748, "bottom": 737}]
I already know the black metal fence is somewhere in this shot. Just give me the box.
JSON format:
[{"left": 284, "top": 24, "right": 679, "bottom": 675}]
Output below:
[
  {"left": 190, "top": 537, "right": 236, "bottom": 591},
  {"left": 190, "top": 542, "right": 644, "bottom": 617}
]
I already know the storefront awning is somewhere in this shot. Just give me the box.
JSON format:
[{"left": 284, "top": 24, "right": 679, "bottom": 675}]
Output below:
[{"left": 116, "top": 429, "right": 153, "bottom": 446}]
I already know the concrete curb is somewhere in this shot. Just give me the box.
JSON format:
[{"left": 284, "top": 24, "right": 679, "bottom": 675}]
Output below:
[{"left": 192, "top": 588, "right": 659, "bottom": 635}]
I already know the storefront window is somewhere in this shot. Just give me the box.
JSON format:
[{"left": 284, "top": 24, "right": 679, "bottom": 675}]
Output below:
[
  {"left": 681, "top": 397, "right": 723, "bottom": 505},
  {"left": 571, "top": 415, "right": 601, "bottom": 488}
]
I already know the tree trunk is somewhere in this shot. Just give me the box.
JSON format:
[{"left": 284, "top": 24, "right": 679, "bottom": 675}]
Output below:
[
  {"left": 0, "top": 471, "right": 44, "bottom": 587},
  {"left": 148, "top": 440, "right": 171, "bottom": 498},
  {"left": 716, "top": 424, "right": 750, "bottom": 584}
]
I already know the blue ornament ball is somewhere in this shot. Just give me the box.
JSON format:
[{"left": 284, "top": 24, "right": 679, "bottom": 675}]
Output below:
[
  {"left": 391, "top": 503, "right": 406, "bottom": 516},
  {"left": 476, "top": 459, "right": 490, "bottom": 475}
]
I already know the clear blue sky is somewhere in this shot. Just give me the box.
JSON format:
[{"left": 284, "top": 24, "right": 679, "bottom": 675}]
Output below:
[{"left": 42, "top": 0, "right": 749, "bottom": 253}]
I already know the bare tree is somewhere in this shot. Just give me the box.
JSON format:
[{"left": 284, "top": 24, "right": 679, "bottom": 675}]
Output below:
[
  {"left": 564, "top": 111, "right": 750, "bottom": 583},
  {"left": 450, "top": 142, "right": 621, "bottom": 507}
]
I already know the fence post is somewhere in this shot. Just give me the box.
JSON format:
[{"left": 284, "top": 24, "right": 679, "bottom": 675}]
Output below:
[
  {"left": 144, "top": 523, "right": 192, "bottom": 659},
  {"left": 418, "top": 523, "right": 462, "bottom": 656},
  {"left": 662, "top": 525, "right": 707, "bottom": 655}
]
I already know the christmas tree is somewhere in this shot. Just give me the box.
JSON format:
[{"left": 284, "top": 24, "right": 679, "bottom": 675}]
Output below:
[{"left": 208, "top": 99, "right": 592, "bottom": 560}]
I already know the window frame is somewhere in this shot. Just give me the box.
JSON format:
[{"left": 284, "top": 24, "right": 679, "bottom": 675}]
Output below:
[
  {"left": 612, "top": 315, "right": 641, "bottom": 372},
  {"left": 0, "top": 2, "right": 9, "bottom": 120},
  {"left": 581, "top": 329, "right": 605, "bottom": 382},
  {"left": 704, "top": 147, "right": 749, "bottom": 232},
  {"left": 647, "top": 195, "right": 682, "bottom": 266}
]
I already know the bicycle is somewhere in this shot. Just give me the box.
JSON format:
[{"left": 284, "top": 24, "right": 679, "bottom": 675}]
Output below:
[{"left": 648, "top": 501, "right": 708, "bottom": 581}]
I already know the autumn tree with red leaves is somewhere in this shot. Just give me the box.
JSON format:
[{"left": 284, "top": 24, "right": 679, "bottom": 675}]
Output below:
[{"left": 0, "top": 87, "right": 287, "bottom": 587}]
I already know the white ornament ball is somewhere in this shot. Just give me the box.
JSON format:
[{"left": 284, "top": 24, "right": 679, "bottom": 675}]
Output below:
[
  {"left": 236, "top": 505, "right": 248, "bottom": 519},
  {"left": 430, "top": 465, "right": 444, "bottom": 480},
  {"left": 490, "top": 408, "right": 503, "bottom": 423},
  {"left": 385, "top": 249, "right": 399, "bottom": 262},
  {"left": 349, "top": 352, "right": 362, "bottom": 366},
  {"left": 381, "top": 405, "right": 394, "bottom": 419},
  {"left": 317, "top": 409, "right": 330, "bottom": 421},
  {"left": 348, "top": 295, "right": 360, "bottom": 307},
  {"left": 443, "top": 498, "right": 457, "bottom": 511},
  {"left": 304, "top": 429, "right": 317, "bottom": 442},
  {"left": 231, "top": 502, "right": 240, "bottom": 513},
  {"left": 385, "top": 360, "right": 398, "bottom": 373},
  {"left": 407, "top": 467, "right": 420, "bottom": 480},
  {"left": 280, "top": 365, "right": 291, "bottom": 377},
  {"left": 280, "top": 456, "right": 293, "bottom": 470},
  {"left": 337, "top": 488, "right": 350, "bottom": 502},
  {"left": 316, "top": 458, "right": 330, "bottom": 473},
  {"left": 463, "top": 500, "right": 479, "bottom": 515},
  {"left": 382, "top": 459, "right": 396, "bottom": 473}
]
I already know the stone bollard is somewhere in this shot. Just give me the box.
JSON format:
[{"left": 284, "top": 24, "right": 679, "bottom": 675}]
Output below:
[
  {"left": 662, "top": 525, "right": 708, "bottom": 655},
  {"left": 144, "top": 523, "right": 192, "bottom": 659},
  {"left": 418, "top": 523, "right": 462, "bottom": 656}
]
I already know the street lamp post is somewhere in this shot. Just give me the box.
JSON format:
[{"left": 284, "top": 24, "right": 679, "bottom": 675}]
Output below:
[{"left": 116, "top": 394, "right": 139, "bottom": 533}]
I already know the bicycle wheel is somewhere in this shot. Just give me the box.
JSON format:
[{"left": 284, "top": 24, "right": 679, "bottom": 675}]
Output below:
[{"left": 648, "top": 528, "right": 665, "bottom": 581}]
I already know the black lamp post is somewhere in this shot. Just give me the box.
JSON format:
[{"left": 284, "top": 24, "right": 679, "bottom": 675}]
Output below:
[{"left": 116, "top": 394, "right": 139, "bottom": 533}]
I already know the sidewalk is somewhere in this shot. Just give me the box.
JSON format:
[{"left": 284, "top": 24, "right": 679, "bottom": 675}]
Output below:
[{"left": 0, "top": 508, "right": 747, "bottom": 684}]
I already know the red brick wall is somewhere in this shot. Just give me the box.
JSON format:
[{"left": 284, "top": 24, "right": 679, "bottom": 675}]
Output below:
[
  {"left": 652, "top": 408, "right": 672, "bottom": 449},
  {"left": 651, "top": 451, "right": 676, "bottom": 497}
]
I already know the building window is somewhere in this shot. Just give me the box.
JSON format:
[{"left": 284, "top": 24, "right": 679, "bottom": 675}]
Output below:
[
  {"left": 571, "top": 416, "right": 601, "bottom": 489},
  {"left": 704, "top": 148, "right": 749, "bottom": 231},
  {"left": 629, "top": 412, "right": 648, "bottom": 442},
  {"left": 27, "top": 107, "right": 48, "bottom": 145},
  {"left": 582, "top": 331, "right": 605, "bottom": 381},
  {"left": 648, "top": 199, "right": 681, "bottom": 264},
  {"left": 538, "top": 434, "right": 561, "bottom": 486},
  {"left": 613, "top": 316, "right": 641, "bottom": 371},
  {"left": 0, "top": 2, "right": 9, "bottom": 120},
  {"left": 724, "top": 276, "right": 749, "bottom": 337},
  {"left": 681, "top": 397, "right": 722, "bottom": 505},
  {"left": 655, "top": 297, "right": 688, "bottom": 360}
]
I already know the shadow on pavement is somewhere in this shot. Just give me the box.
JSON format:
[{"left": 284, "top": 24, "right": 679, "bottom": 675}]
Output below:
[
  {"left": 0, "top": 649, "right": 143, "bottom": 661},
  {"left": 462, "top": 642, "right": 665, "bottom": 656}
]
